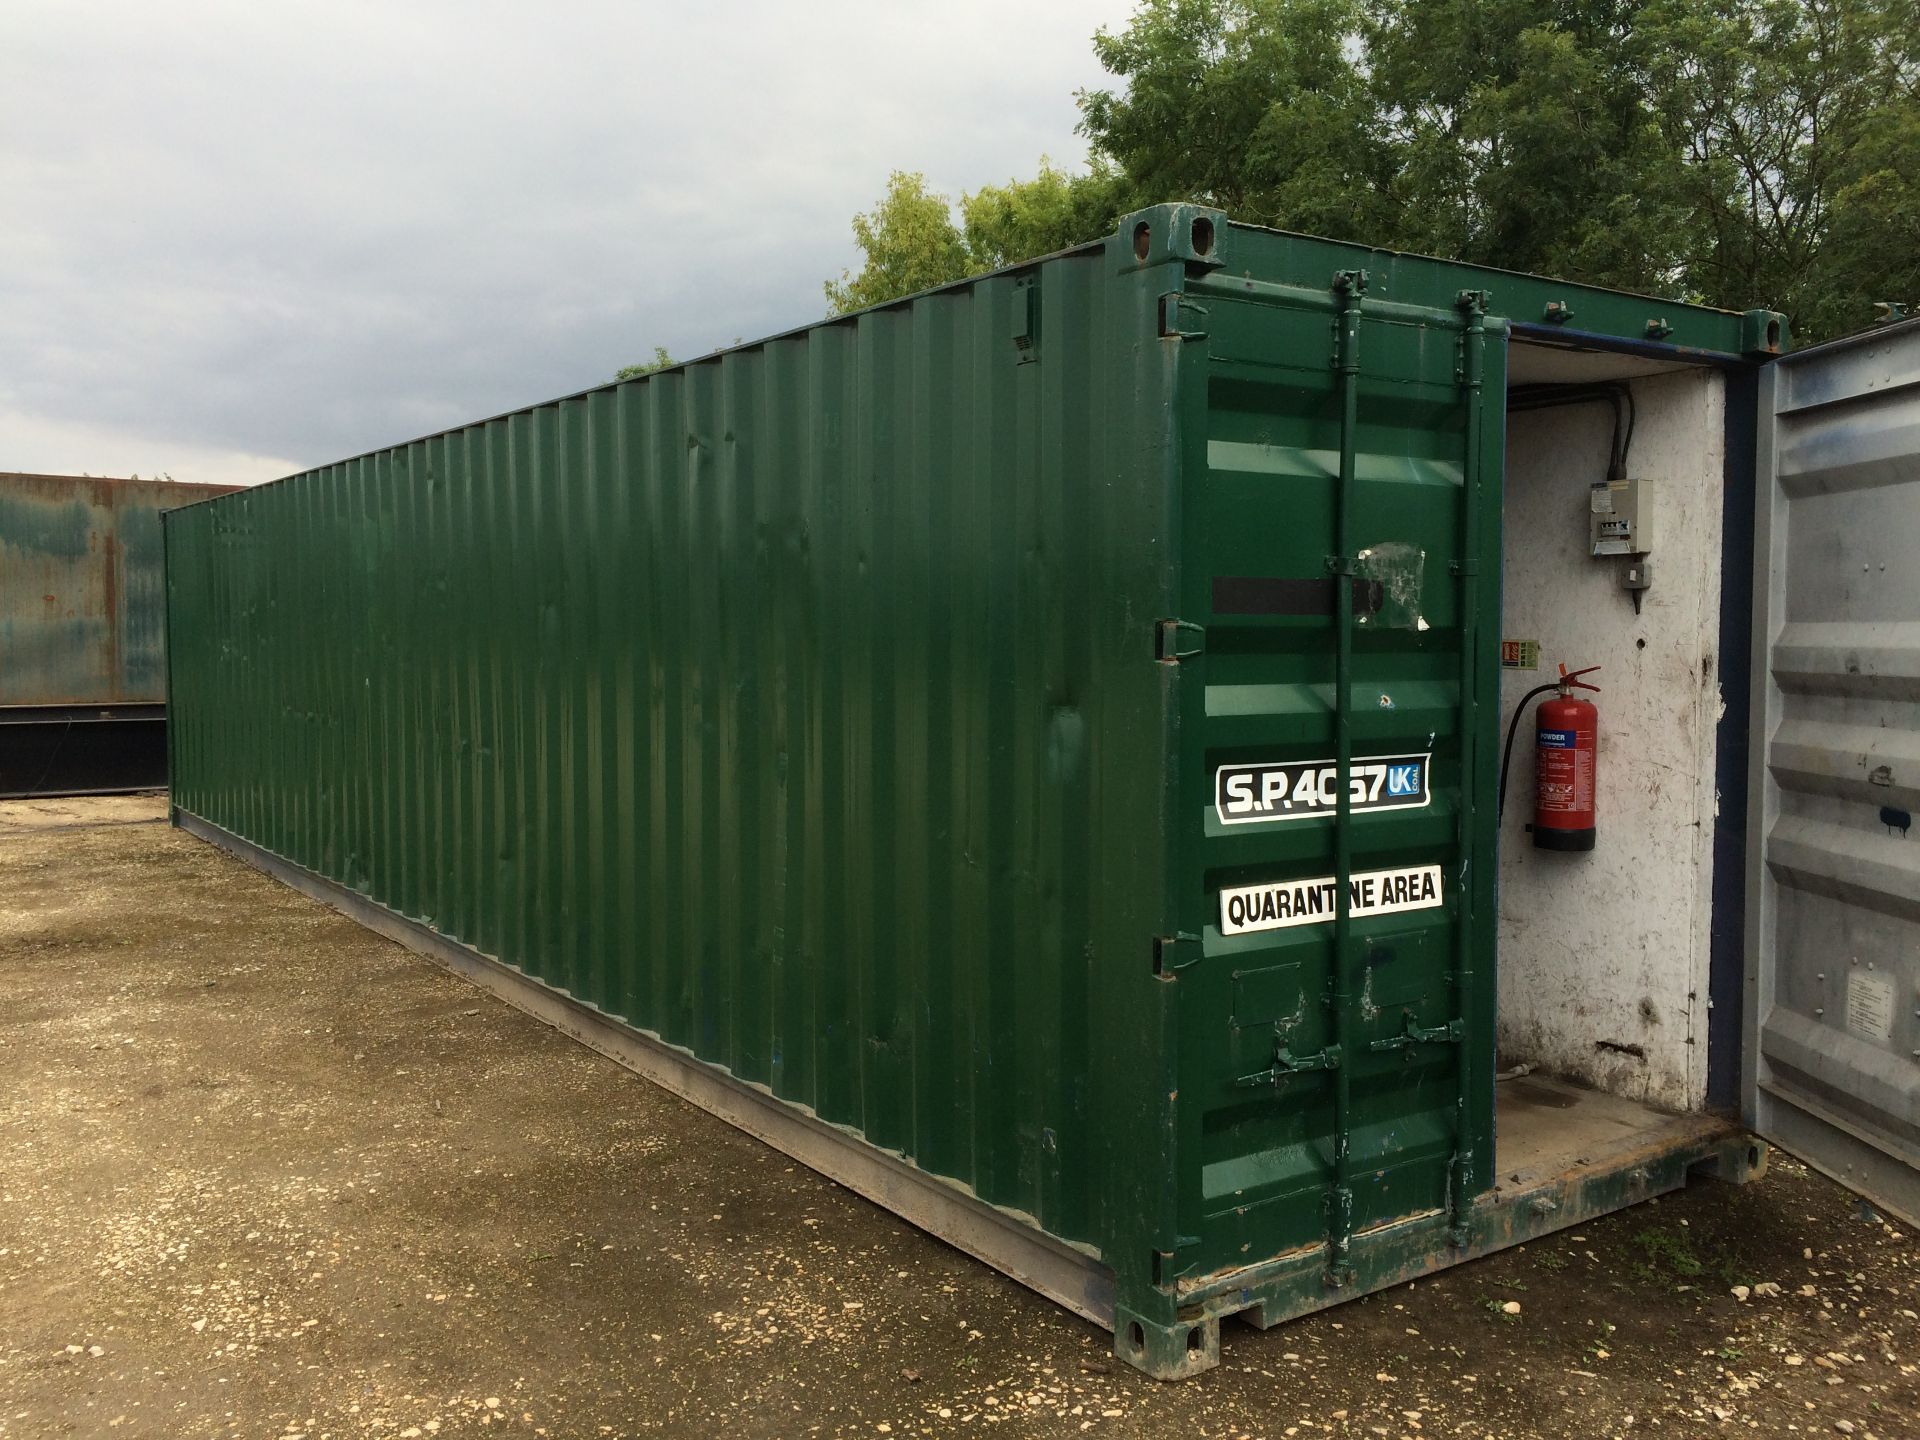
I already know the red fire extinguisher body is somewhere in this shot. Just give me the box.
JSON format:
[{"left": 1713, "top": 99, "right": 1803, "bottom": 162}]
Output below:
[{"left": 1535, "top": 692, "right": 1598, "bottom": 851}]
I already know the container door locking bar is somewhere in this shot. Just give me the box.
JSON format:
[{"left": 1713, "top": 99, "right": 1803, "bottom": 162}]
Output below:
[
  {"left": 1322, "top": 268, "right": 1367, "bottom": 1289},
  {"left": 1368, "top": 1015, "right": 1465, "bottom": 1053},
  {"left": 1445, "top": 289, "right": 1491, "bottom": 1251},
  {"left": 1235, "top": 1038, "right": 1343, "bottom": 1088}
]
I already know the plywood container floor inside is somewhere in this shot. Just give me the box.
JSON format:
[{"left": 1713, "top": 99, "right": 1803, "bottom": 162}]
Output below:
[{"left": 166, "top": 208, "right": 1920, "bottom": 1379}]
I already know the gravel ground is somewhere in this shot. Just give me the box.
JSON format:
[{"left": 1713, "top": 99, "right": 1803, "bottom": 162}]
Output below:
[{"left": 1, "top": 795, "right": 1915, "bottom": 1440}]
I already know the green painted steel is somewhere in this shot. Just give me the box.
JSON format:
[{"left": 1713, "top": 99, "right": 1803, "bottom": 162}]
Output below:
[
  {"left": 1, "top": 472, "right": 238, "bottom": 708},
  {"left": 1146, "top": 234, "right": 1508, "bottom": 1360},
  {"left": 1175, "top": 228, "right": 1785, "bottom": 362},
  {"left": 166, "top": 244, "right": 1181, "bottom": 1330},
  {"left": 163, "top": 207, "right": 1754, "bottom": 1376}
]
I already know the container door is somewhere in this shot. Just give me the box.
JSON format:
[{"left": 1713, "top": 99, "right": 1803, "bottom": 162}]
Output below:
[
  {"left": 1166, "top": 267, "right": 1505, "bottom": 1287},
  {"left": 1748, "top": 318, "right": 1920, "bottom": 1227}
]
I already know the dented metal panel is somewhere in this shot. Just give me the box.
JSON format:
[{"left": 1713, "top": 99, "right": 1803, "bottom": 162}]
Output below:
[{"left": 1748, "top": 318, "right": 1920, "bottom": 1226}]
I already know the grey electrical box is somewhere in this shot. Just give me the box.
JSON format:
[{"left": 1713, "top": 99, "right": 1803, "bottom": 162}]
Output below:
[{"left": 1591, "top": 476, "right": 1654, "bottom": 556}]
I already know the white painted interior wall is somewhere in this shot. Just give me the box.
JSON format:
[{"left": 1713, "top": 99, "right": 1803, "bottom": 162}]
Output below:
[{"left": 1496, "top": 363, "right": 1725, "bottom": 1113}]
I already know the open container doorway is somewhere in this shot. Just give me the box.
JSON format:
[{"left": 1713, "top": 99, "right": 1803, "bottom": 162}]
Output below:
[
  {"left": 1487, "top": 315, "right": 1919, "bottom": 1253},
  {"left": 1492, "top": 342, "right": 1738, "bottom": 1196}
]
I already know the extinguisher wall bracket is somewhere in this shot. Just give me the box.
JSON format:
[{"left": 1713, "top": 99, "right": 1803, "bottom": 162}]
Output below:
[{"left": 1556, "top": 663, "right": 1601, "bottom": 696}]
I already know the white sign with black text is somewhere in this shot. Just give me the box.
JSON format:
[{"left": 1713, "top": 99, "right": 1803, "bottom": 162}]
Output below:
[
  {"left": 1219, "top": 864, "right": 1444, "bottom": 937},
  {"left": 1214, "top": 753, "right": 1431, "bottom": 826}
]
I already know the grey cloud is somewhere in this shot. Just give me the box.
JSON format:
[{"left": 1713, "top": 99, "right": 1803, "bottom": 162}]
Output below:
[{"left": 1, "top": 0, "right": 1126, "bottom": 480}]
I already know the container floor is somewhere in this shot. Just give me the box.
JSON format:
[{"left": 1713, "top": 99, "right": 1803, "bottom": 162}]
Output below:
[{"left": 1494, "top": 1070, "right": 1731, "bottom": 1190}]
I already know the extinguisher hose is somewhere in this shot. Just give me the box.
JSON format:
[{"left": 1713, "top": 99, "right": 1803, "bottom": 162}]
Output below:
[{"left": 1498, "top": 682, "right": 1564, "bottom": 820}]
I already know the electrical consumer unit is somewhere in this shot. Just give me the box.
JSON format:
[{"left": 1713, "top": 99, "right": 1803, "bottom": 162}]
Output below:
[
  {"left": 162, "top": 208, "right": 1919, "bottom": 1378},
  {"left": 1589, "top": 472, "right": 1654, "bottom": 555}
]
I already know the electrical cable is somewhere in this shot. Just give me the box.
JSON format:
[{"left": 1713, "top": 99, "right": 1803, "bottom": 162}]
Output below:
[
  {"left": 1617, "top": 387, "right": 1636, "bottom": 479},
  {"left": 1507, "top": 382, "right": 1636, "bottom": 480},
  {"left": 1498, "top": 681, "right": 1561, "bottom": 820},
  {"left": 1508, "top": 381, "right": 1644, "bottom": 610}
]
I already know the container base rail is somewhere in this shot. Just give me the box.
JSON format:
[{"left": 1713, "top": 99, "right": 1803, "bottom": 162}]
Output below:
[{"left": 1, "top": 704, "right": 168, "bottom": 799}]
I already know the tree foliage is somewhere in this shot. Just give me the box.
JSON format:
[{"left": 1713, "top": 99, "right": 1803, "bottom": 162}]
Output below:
[
  {"left": 833, "top": 0, "right": 1919, "bottom": 340},
  {"left": 1638, "top": 0, "right": 1920, "bottom": 333},
  {"left": 1358, "top": 0, "right": 1690, "bottom": 289},
  {"left": 1083, "top": 0, "right": 1397, "bottom": 240},
  {"left": 824, "top": 173, "right": 973, "bottom": 314},
  {"left": 824, "top": 163, "right": 1131, "bottom": 315},
  {"left": 1824, "top": 87, "right": 1920, "bottom": 331},
  {"left": 960, "top": 160, "right": 1135, "bottom": 272},
  {"left": 615, "top": 346, "right": 675, "bottom": 382}
]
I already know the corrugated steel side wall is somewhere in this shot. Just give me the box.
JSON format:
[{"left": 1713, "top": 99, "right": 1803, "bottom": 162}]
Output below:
[
  {"left": 164, "top": 246, "right": 1180, "bottom": 1264},
  {"left": 1748, "top": 317, "right": 1920, "bottom": 1225},
  {"left": 0, "top": 473, "right": 238, "bottom": 707}
]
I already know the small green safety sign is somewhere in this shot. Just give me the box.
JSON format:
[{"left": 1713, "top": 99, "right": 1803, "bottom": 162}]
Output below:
[{"left": 1501, "top": 639, "right": 1540, "bottom": 670}]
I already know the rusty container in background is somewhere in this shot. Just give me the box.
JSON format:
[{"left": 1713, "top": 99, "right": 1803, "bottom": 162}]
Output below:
[{"left": 1, "top": 472, "right": 241, "bottom": 797}]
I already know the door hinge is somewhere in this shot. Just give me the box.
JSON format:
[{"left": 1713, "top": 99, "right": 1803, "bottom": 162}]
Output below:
[
  {"left": 1324, "top": 1185, "right": 1356, "bottom": 1288},
  {"left": 1155, "top": 619, "right": 1205, "bottom": 662},
  {"left": 1158, "top": 292, "right": 1209, "bottom": 340},
  {"left": 1153, "top": 932, "right": 1203, "bottom": 977},
  {"left": 1151, "top": 1239, "right": 1205, "bottom": 1282}
]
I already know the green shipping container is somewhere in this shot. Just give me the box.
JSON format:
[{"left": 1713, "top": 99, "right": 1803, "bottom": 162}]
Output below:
[{"left": 164, "top": 207, "right": 1920, "bottom": 1378}]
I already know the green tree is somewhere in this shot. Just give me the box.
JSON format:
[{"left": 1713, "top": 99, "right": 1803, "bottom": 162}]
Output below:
[
  {"left": 959, "top": 159, "right": 1134, "bottom": 270},
  {"left": 1364, "top": 0, "right": 1692, "bottom": 291},
  {"left": 1821, "top": 89, "right": 1920, "bottom": 330},
  {"left": 615, "top": 346, "right": 675, "bottom": 381},
  {"left": 1076, "top": 0, "right": 1690, "bottom": 287},
  {"left": 1640, "top": 0, "right": 1918, "bottom": 330},
  {"left": 836, "top": 0, "right": 1919, "bottom": 340},
  {"left": 1080, "top": 0, "right": 1397, "bottom": 238},
  {"left": 825, "top": 164, "right": 1131, "bottom": 315},
  {"left": 824, "top": 172, "right": 972, "bottom": 314}
]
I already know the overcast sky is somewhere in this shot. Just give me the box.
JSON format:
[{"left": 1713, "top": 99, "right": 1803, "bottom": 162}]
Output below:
[{"left": 1, "top": 1, "right": 1130, "bottom": 486}]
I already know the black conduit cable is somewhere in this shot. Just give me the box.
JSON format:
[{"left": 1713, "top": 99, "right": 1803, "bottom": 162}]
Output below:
[
  {"left": 1616, "top": 386, "right": 1636, "bottom": 480},
  {"left": 1507, "top": 382, "right": 1637, "bottom": 481},
  {"left": 1498, "top": 682, "right": 1562, "bottom": 820}
]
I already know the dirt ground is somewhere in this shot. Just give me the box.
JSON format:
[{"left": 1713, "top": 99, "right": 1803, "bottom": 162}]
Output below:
[{"left": 1, "top": 796, "right": 1915, "bottom": 1440}]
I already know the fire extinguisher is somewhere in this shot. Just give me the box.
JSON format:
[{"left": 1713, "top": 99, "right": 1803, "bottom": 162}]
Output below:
[{"left": 1499, "top": 664, "right": 1601, "bottom": 852}]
